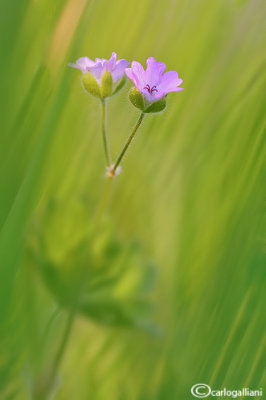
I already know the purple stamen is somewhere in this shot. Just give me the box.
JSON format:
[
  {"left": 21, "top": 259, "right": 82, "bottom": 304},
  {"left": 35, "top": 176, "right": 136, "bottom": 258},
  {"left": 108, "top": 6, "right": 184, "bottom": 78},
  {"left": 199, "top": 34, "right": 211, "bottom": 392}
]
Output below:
[{"left": 144, "top": 84, "right": 158, "bottom": 95}]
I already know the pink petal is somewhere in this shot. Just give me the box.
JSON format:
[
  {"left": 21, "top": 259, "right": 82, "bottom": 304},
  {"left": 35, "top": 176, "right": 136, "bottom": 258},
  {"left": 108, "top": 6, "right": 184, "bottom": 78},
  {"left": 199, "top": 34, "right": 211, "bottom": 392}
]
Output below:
[
  {"left": 69, "top": 57, "right": 94, "bottom": 73},
  {"left": 145, "top": 57, "right": 166, "bottom": 87},
  {"left": 158, "top": 71, "right": 183, "bottom": 93},
  {"left": 112, "top": 59, "right": 130, "bottom": 81},
  {"left": 105, "top": 52, "right": 117, "bottom": 71},
  {"left": 131, "top": 61, "right": 145, "bottom": 88},
  {"left": 125, "top": 68, "right": 139, "bottom": 88},
  {"left": 146, "top": 57, "right": 166, "bottom": 74},
  {"left": 89, "top": 63, "right": 104, "bottom": 82}
]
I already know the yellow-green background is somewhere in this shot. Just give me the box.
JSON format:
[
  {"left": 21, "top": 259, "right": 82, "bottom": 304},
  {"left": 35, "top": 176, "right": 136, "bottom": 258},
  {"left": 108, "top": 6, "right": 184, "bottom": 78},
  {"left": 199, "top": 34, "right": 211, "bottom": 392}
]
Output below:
[{"left": 0, "top": 0, "right": 265, "bottom": 399}]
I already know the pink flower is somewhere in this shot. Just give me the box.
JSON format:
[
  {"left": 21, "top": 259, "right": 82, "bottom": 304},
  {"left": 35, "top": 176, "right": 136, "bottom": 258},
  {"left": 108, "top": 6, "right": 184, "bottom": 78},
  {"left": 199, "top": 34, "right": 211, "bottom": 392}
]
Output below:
[
  {"left": 69, "top": 52, "right": 129, "bottom": 83},
  {"left": 125, "top": 57, "right": 183, "bottom": 103}
]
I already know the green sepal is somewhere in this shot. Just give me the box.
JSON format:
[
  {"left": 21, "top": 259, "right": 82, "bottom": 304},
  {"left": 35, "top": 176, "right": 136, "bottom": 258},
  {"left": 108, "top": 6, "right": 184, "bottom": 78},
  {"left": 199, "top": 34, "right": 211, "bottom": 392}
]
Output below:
[
  {"left": 129, "top": 87, "right": 145, "bottom": 111},
  {"left": 113, "top": 75, "right": 127, "bottom": 95},
  {"left": 82, "top": 72, "right": 101, "bottom": 98},
  {"left": 144, "top": 97, "right": 167, "bottom": 113},
  {"left": 101, "top": 69, "right": 113, "bottom": 98}
]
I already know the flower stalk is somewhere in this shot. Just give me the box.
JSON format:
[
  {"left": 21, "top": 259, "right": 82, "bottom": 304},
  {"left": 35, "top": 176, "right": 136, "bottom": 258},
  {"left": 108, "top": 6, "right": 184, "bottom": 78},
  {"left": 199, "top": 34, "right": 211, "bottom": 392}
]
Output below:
[
  {"left": 101, "top": 99, "right": 111, "bottom": 166},
  {"left": 112, "top": 112, "right": 145, "bottom": 175}
]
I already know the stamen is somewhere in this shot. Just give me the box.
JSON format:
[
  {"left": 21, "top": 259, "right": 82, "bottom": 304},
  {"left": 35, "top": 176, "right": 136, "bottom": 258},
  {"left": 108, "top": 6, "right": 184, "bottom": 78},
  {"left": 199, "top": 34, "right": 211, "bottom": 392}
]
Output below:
[
  {"left": 143, "top": 84, "right": 158, "bottom": 95},
  {"left": 144, "top": 84, "right": 151, "bottom": 92}
]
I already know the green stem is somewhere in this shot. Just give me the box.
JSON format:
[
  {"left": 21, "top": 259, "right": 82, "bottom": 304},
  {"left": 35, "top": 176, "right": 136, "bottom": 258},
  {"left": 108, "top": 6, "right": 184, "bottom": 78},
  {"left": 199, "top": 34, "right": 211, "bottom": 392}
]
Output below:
[
  {"left": 101, "top": 99, "right": 111, "bottom": 166},
  {"left": 113, "top": 112, "right": 144, "bottom": 173}
]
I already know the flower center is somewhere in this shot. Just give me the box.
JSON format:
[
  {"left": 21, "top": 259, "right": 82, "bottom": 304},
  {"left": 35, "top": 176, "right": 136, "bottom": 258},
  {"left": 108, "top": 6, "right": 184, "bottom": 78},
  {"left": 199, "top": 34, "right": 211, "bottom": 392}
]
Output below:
[{"left": 143, "top": 84, "right": 158, "bottom": 95}]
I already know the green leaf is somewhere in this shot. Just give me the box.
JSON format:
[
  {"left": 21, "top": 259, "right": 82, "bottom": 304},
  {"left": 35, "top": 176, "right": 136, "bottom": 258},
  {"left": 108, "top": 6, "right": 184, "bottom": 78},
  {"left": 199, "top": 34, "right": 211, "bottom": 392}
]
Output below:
[{"left": 27, "top": 203, "right": 157, "bottom": 330}]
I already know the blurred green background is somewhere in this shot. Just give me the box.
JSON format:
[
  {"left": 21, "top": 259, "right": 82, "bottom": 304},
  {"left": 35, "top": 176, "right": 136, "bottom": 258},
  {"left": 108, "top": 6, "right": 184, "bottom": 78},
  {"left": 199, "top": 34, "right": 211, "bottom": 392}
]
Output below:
[{"left": 0, "top": 0, "right": 265, "bottom": 398}]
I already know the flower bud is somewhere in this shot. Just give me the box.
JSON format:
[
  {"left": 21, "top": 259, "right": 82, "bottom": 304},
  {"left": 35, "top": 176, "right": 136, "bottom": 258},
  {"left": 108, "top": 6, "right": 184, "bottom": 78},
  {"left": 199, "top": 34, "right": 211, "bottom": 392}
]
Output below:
[{"left": 82, "top": 72, "right": 101, "bottom": 98}]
